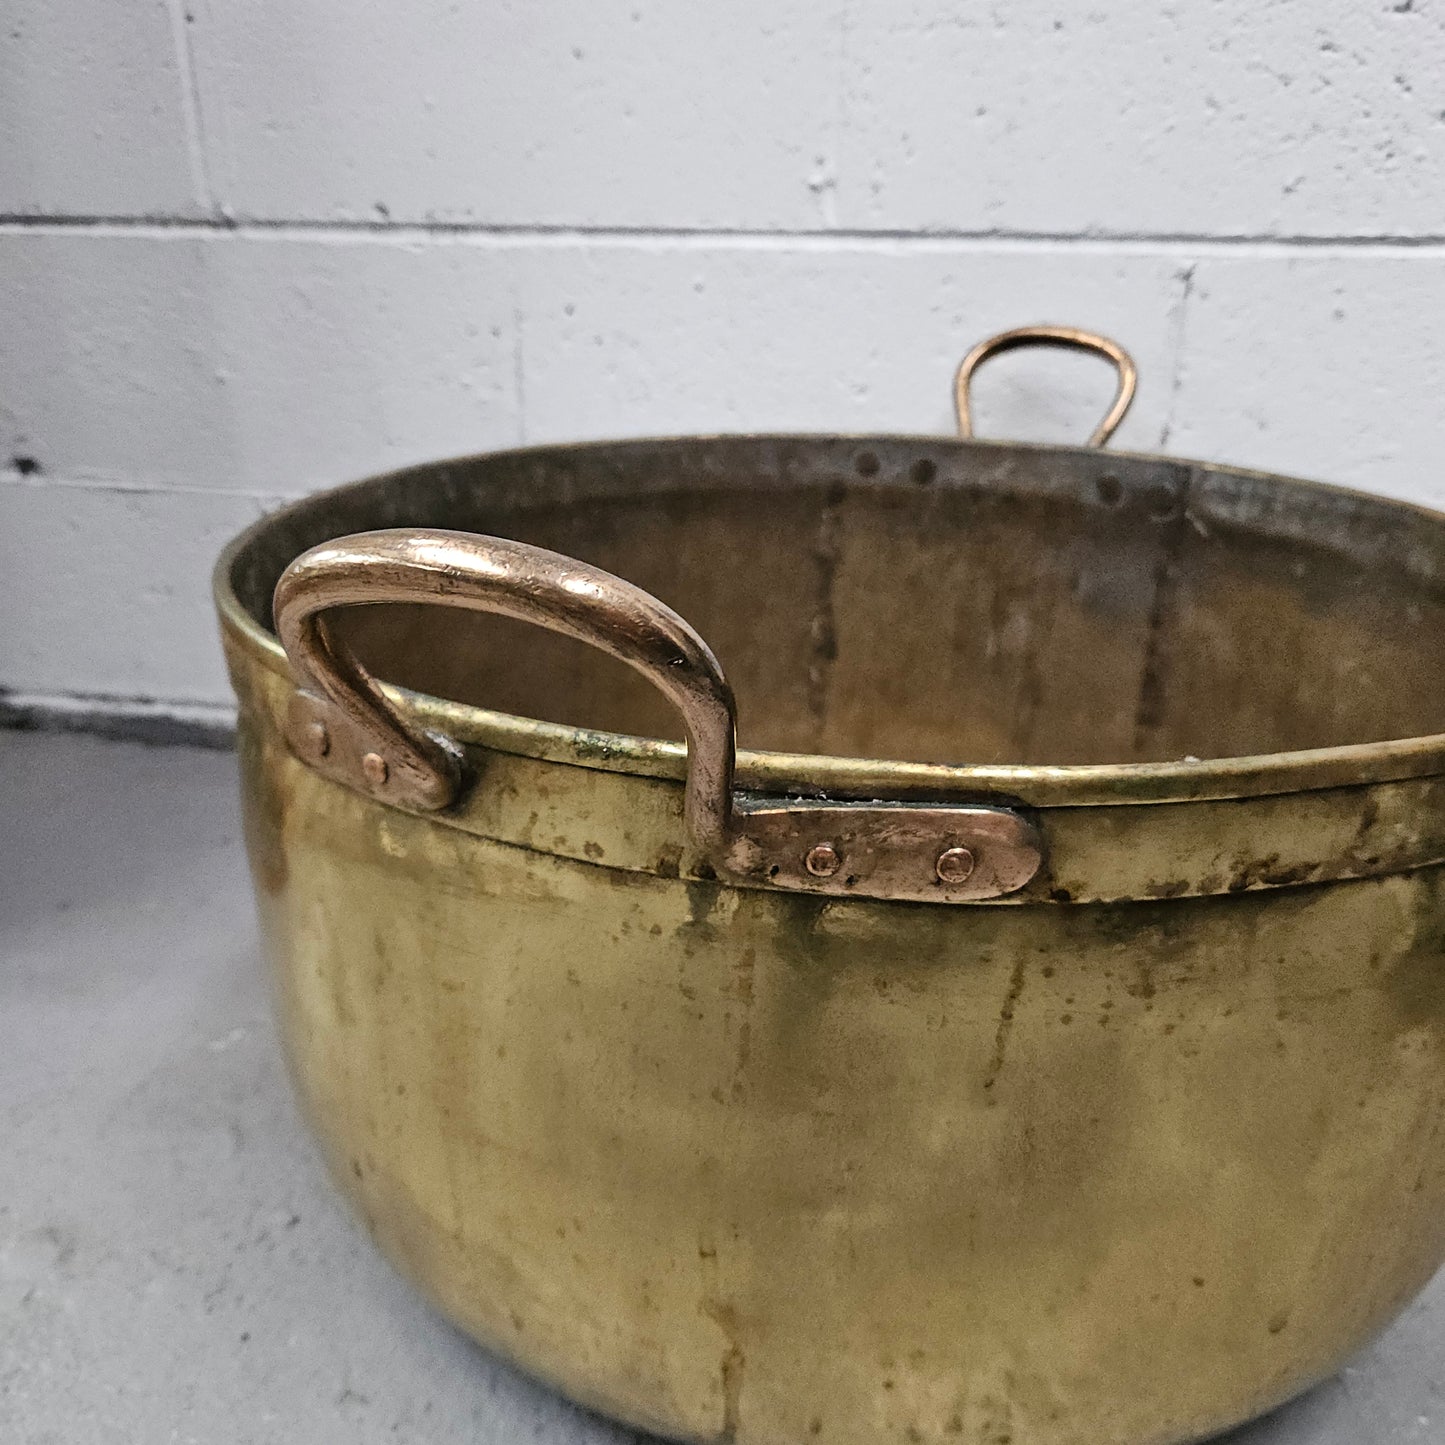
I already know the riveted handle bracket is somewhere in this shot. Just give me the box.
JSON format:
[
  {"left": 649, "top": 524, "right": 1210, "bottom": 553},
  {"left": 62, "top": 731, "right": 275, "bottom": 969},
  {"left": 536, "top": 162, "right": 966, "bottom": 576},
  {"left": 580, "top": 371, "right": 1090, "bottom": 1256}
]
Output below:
[
  {"left": 275, "top": 530, "right": 1045, "bottom": 904},
  {"left": 724, "top": 798, "right": 1043, "bottom": 903}
]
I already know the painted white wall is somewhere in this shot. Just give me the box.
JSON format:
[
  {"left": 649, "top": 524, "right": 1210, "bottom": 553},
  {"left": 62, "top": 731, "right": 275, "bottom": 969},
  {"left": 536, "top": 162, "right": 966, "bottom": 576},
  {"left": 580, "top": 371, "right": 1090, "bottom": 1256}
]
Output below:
[{"left": 3, "top": 1, "right": 1445, "bottom": 719}]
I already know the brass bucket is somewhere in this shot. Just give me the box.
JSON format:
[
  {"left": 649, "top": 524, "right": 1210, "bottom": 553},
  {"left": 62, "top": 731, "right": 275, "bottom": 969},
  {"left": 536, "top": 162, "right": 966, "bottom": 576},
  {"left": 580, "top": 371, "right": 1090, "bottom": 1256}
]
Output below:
[{"left": 214, "top": 329, "right": 1445, "bottom": 1445}]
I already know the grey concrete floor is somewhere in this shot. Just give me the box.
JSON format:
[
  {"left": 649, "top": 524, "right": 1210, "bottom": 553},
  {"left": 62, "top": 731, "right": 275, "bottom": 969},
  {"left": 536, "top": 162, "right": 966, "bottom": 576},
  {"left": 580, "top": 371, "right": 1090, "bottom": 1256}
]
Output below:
[{"left": 1, "top": 729, "right": 1442, "bottom": 1445}]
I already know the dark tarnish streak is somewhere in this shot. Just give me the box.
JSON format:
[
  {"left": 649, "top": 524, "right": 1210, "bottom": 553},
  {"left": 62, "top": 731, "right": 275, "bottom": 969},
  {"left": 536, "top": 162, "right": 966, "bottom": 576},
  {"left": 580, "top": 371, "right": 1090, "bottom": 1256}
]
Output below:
[
  {"left": 1132, "top": 466, "right": 1195, "bottom": 756},
  {"left": 983, "top": 955, "right": 1029, "bottom": 1096},
  {"left": 805, "top": 481, "right": 846, "bottom": 751}
]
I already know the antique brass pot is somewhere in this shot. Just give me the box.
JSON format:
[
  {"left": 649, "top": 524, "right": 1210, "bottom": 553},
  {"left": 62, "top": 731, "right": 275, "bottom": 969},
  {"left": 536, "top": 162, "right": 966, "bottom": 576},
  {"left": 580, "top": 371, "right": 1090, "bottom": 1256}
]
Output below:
[{"left": 215, "top": 329, "right": 1445, "bottom": 1445}]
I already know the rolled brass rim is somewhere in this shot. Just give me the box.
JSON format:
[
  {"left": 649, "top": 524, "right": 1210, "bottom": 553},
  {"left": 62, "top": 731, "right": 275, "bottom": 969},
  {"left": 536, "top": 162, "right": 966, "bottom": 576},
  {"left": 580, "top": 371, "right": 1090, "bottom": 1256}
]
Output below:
[{"left": 215, "top": 437, "right": 1445, "bottom": 812}]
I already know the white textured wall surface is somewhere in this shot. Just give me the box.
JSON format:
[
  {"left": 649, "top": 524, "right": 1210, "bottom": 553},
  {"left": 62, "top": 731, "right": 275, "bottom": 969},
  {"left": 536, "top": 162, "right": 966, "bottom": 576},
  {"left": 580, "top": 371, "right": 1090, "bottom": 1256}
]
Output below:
[{"left": 4, "top": 1, "right": 1445, "bottom": 715}]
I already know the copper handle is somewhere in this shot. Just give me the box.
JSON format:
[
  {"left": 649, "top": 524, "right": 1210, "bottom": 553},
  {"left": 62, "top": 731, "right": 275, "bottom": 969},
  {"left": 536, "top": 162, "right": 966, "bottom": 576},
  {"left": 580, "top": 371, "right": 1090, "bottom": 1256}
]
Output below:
[
  {"left": 274, "top": 528, "right": 1043, "bottom": 903},
  {"left": 955, "top": 325, "right": 1138, "bottom": 449},
  {"left": 274, "top": 528, "right": 738, "bottom": 854}
]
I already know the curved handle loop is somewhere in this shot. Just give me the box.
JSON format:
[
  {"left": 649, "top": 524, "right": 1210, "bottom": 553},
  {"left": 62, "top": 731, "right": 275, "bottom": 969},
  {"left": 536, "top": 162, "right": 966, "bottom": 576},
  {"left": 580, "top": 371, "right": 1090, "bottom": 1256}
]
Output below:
[
  {"left": 273, "top": 529, "right": 739, "bottom": 856},
  {"left": 954, "top": 325, "right": 1137, "bottom": 449}
]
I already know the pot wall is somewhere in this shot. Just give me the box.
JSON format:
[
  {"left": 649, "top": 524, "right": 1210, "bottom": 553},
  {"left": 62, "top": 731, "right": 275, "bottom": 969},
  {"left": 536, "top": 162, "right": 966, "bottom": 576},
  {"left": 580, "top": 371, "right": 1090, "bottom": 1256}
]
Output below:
[{"left": 239, "top": 701, "right": 1445, "bottom": 1445}]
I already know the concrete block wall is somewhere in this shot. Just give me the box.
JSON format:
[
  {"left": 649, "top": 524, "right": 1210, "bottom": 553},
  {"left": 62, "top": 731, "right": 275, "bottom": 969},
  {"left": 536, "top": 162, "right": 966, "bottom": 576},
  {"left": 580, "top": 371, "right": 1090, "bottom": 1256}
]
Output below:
[{"left": 4, "top": 1, "right": 1445, "bottom": 724}]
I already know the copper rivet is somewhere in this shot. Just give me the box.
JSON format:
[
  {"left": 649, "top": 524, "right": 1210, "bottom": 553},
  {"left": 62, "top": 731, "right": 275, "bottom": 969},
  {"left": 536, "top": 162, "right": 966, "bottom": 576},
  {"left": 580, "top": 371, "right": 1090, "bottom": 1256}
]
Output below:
[
  {"left": 804, "top": 842, "right": 842, "bottom": 878},
  {"left": 936, "top": 846, "right": 976, "bottom": 885},
  {"left": 306, "top": 719, "right": 331, "bottom": 758},
  {"left": 362, "top": 752, "right": 390, "bottom": 787}
]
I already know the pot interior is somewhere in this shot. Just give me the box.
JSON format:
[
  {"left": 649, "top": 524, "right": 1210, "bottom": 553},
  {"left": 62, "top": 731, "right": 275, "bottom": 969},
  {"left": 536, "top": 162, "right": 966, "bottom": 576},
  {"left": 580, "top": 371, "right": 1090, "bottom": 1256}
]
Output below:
[{"left": 228, "top": 437, "right": 1445, "bottom": 768}]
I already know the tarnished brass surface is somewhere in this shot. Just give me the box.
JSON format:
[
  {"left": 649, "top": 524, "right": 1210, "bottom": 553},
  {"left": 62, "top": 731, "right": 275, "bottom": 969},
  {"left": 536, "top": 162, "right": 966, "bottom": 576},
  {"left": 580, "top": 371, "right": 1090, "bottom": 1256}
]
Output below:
[
  {"left": 234, "top": 716, "right": 1445, "bottom": 1445},
  {"left": 217, "top": 360, "right": 1445, "bottom": 1442}
]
